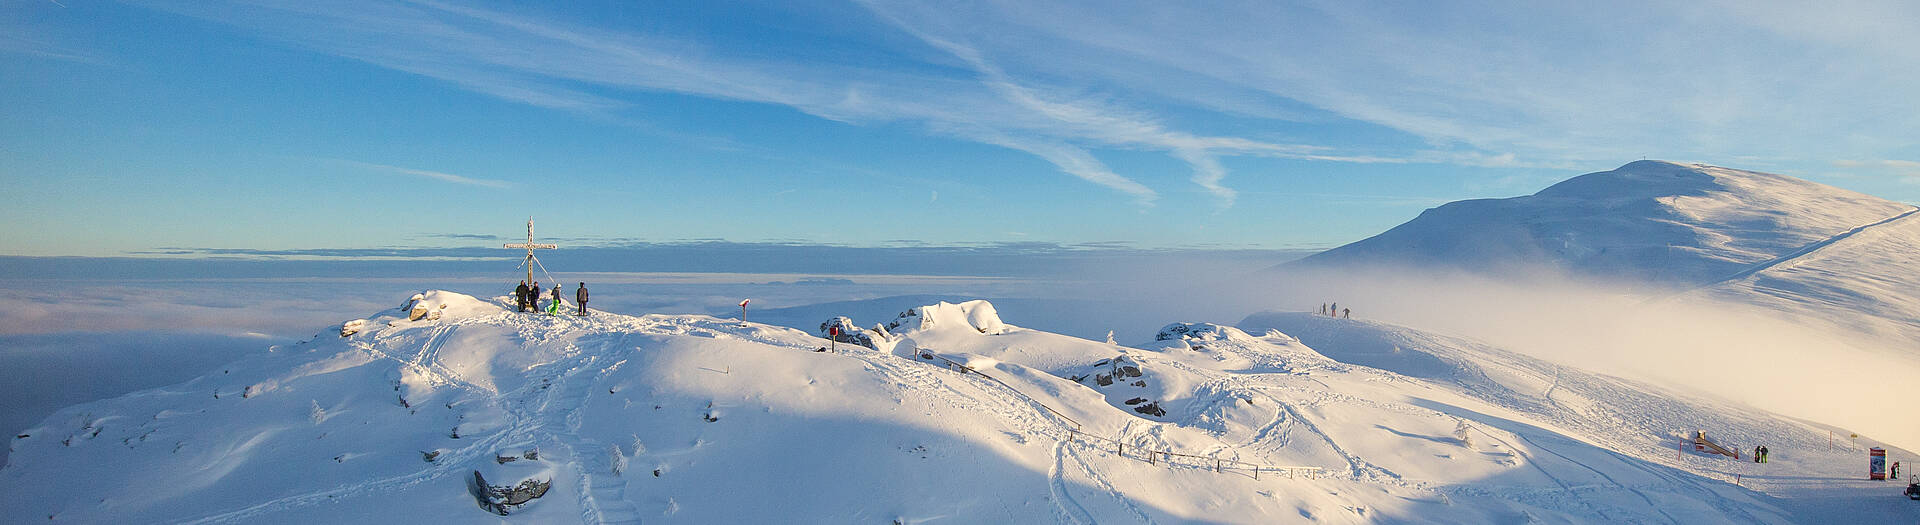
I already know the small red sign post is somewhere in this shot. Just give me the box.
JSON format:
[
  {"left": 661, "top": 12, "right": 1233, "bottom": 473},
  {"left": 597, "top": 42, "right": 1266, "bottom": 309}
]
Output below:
[
  {"left": 739, "top": 299, "right": 750, "bottom": 324},
  {"left": 828, "top": 325, "right": 839, "bottom": 353}
]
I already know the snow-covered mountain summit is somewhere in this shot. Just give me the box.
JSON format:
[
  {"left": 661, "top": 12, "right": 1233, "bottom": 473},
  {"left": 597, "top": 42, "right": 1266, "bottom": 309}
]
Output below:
[
  {"left": 1293, "top": 160, "right": 1917, "bottom": 286},
  {"left": 14, "top": 290, "right": 1903, "bottom": 522}
]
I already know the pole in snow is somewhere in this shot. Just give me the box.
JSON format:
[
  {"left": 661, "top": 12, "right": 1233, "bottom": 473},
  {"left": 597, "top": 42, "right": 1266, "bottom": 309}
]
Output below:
[
  {"left": 828, "top": 325, "right": 838, "bottom": 353},
  {"left": 739, "top": 298, "right": 750, "bottom": 325}
]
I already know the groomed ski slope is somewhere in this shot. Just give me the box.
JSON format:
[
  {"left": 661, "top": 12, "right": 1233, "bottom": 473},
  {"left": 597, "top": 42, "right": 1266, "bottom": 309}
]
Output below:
[{"left": 4, "top": 291, "right": 1907, "bottom": 523}]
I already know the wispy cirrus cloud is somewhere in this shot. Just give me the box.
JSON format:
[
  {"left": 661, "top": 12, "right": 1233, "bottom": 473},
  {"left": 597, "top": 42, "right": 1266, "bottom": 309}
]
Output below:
[
  {"left": 132, "top": 0, "right": 1920, "bottom": 205},
  {"left": 893, "top": 1, "right": 1920, "bottom": 168},
  {"left": 134, "top": 0, "right": 1402, "bottom": 207},
  {"left": 329, "top": 159, "right": 512, "bottom": 188}
]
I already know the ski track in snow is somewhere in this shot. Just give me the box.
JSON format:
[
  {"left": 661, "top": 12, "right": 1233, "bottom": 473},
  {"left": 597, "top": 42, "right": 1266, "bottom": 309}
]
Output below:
[
  {"left": 1063, "top": 438, "right": 1158, "bottom": 524},
  {"left": 184, "top": 313, "right": 665, "bottom": 524},
  {"left": 1157, "top": 339, "right": 1774, "bottom": 524},
  {"left": 1049, "top": 439, "right": 1097, "bottom": 525},
  {"left": 1156, "top": 358, "right": 1375, "bottom": 479},
  {"left": 182, "top": 319, "right": 524, "bottom": 523},
  {"left": 532, "top": 341, "right": 644, "bottom": 524}
]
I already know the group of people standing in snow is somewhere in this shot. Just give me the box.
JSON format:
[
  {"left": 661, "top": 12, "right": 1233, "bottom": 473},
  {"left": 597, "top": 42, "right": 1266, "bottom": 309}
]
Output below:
[
  {"left": 515, "top": 280, "right": 589, "bottom": 316},
  {"left": 1319, "top": 302, "right": 1351, "bottom": 319},
  {"left": 1752, "top": 445, "right": 1770, "bottom": 463}
]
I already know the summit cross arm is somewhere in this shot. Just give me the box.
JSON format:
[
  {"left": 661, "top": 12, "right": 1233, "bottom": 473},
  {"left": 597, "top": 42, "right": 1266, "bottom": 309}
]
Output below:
[{"left": 504, "top": 218, "right": 558, "bottom": 285}]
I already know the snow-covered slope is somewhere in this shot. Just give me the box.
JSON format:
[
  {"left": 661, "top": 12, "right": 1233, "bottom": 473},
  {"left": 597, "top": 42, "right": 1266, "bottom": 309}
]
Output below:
[
  {"left": 7, "top": 292, "right": 1909, "bottom": 523},
  {"left": 1292, "top": 160, "right": 1917, "bottom": 286},
  {"left": 1237, "top": 311, "right": 1920, "bottom": 522},
  {"left": 1288, "top": 158, "right": 1920, "bottom": 357},
  {"left": 1690, "top": 206, "right": 1920, "bottom": 344}
]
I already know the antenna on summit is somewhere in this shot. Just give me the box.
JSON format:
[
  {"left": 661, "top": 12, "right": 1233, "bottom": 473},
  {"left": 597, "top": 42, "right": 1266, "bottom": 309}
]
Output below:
[{"left": 503, "top": 217, "right": 557, "bottom": 286}]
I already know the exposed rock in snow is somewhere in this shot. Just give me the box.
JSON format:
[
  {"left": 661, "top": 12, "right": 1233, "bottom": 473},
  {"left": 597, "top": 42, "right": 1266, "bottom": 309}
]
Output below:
[
  {"left": 472, "top": 456, "right": 553, "bottom": 516},
  {"left": 817, "top": 316, "right": 881, "bottom": 349}
]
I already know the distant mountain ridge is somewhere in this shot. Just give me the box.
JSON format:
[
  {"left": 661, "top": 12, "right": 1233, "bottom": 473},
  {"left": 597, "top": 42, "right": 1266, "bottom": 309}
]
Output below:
[{"left": 1291, "top": 160, "right": 1917, "bottom": 286}]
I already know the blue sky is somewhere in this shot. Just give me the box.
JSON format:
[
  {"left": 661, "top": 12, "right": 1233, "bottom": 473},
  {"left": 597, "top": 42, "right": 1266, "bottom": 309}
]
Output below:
[{"left": 3, "top": 0, "right": 1916, "bottom": 257}]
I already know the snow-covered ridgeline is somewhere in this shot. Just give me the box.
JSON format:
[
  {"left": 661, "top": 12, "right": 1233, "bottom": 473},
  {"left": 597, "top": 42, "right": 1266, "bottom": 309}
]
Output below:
[{"left": 12, "top": 291, "right": 1900, "bottom": 522}]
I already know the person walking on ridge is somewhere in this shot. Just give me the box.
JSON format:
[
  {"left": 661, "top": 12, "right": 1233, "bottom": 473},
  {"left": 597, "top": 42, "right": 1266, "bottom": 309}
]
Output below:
[
  {"left": 1342, "top": 308, "right": 1350, "bottom": 319},
  {"left": 576, "top": 282, "right": 589, "bottom": 316},
  {"left": 548, "top": 286, "right": 562, "bottom": 315}
]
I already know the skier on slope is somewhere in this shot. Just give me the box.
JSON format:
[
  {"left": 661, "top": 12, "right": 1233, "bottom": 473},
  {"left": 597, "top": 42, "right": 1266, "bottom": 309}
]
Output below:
[
  {"left": 576, "top": 282, "right": 589, "bottom": 316},
  {"left": 515, "top": 281, "right": 530, "bottom": 312},
  {"left": 1331, "top": 302, "right": 1338, "bottom": 317},
  {"left": 1343, "top": 308, "right": 1351, "bottom": 319}
]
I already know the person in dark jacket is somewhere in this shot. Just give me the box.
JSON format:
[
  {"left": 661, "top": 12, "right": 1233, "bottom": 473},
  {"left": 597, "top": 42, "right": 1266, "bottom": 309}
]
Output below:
[
  {"left": 528, "top": 282, "right": 541, "bottom": 313},
  {"left": 515, "top": 281, "right": 529, "bottom": 312},
  {"left": 549, "top": 286, "right": 562, "bottom": 315},
  {"left": 575, "top": 283, "right": 589, "bottom": 315}
]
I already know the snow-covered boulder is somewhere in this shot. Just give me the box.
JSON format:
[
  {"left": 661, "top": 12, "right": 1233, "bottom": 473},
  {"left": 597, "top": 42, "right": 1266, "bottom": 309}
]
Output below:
[
  {"left": 884, "top": 300, "right": 1008, "bottom": 335},
  {"left": 1156, "top": 322, "right": 1247, "bottom": 343}
]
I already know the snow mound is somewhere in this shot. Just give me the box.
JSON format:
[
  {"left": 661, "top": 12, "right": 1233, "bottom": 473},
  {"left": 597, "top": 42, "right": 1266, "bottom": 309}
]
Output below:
[
  {"left": 340, "top": 290, "right": 507, "bottom": 337},
  {"left": 885, "top": 300, "right": 1009, "bottom": 335},
  {"left": 1154, "top": 322, "right": 1292, "bottom": 345}
]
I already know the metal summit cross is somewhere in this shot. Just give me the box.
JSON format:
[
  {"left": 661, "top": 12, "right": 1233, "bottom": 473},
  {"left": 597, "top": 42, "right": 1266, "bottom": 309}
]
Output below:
[{"left": 504, "top": 218, "right": 558, "bottom": 286}]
